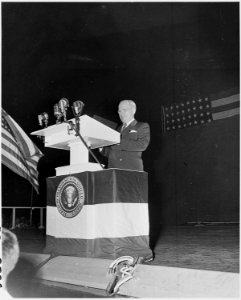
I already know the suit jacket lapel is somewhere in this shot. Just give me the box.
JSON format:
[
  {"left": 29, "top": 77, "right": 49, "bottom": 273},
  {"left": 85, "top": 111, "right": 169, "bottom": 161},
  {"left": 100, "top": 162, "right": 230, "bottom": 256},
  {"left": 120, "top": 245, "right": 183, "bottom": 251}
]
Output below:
[
  {"left": 121, "top": 119, "right": 137, "bottom": 136},
  {"left": 129, "top": 119, "right": 137, "bottom": 128}
]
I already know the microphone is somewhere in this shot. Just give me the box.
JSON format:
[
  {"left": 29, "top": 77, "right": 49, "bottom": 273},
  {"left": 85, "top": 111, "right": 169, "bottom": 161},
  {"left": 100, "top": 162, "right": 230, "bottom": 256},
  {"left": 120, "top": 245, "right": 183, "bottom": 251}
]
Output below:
[
  {"left": 54, "top": 103, "right": 62, "bottom": 124},
  {"left": 38, "top": 114, "right": 43, "bottom": 127},
  {"left": 58, "top": 98, "right": 69, "bottom": 122},
  {"left": 54, "top": 103, "right": 61, "bottom": 115},
  {"left": 42, "top": 112, "right": 49, "bottom": 128},
  {"left": 38, "top": 112, "right": 48, "bottom": 128},
  {"left": 72, "top": 100, "right": 85, "bottom": 117}
]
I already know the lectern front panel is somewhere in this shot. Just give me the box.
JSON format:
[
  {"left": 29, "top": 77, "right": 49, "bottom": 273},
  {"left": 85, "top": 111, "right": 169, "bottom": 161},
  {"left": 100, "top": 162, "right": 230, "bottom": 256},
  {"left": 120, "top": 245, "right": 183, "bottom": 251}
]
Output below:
[{"left": 45, "top": 169, "right": 152, "bottom": 260}]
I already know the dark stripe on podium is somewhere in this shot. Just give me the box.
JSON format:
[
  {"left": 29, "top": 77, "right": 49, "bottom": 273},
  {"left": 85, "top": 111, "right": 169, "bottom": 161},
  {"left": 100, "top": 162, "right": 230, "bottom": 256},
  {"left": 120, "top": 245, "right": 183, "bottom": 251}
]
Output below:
[
  {"left": 44, "top": 234, "right": 152, "bottom": 259},
  {"left": 47, "top": 169, "right": 148, "bottom": 206}
]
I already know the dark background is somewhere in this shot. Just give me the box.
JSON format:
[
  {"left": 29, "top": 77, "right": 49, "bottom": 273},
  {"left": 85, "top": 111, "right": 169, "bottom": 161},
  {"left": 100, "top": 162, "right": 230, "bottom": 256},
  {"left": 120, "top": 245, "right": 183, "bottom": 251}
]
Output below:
[{"left": 2, "top": 2, "right": 239, "bottom": 225}]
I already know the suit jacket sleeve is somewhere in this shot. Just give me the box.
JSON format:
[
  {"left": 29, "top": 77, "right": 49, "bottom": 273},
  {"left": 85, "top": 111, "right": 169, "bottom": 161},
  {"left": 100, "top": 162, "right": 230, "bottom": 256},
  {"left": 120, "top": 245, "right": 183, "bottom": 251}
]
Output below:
[
  {"left": 112, "top": 122, "right": 150, "bottom": 152},
  {"left": 99, "top": 146, "right": 110, "bottom": 157}
]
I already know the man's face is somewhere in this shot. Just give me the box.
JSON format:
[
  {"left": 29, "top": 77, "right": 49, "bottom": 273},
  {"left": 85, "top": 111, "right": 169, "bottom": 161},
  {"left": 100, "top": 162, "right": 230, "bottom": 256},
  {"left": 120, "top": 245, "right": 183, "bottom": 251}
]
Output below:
[{"left": 118, "top": 101, "right": 134, "bottom": 124}]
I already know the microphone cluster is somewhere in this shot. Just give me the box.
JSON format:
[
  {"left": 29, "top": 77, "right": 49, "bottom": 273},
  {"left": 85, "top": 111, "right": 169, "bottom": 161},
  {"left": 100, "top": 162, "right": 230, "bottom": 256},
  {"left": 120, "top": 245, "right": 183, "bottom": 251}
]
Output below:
[
  {"left": 36, "top": 97, "right": 102, "bottom": 168},
  {"left": 38, "top": 98, "right": 85, "bottom": 128}
]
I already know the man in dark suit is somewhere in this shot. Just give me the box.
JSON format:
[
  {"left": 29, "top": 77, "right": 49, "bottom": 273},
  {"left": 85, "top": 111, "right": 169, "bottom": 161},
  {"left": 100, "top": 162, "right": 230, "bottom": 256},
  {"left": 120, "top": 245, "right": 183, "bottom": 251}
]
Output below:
[{"left": 101, "top": 100, "right": 150, "bottom": 171}]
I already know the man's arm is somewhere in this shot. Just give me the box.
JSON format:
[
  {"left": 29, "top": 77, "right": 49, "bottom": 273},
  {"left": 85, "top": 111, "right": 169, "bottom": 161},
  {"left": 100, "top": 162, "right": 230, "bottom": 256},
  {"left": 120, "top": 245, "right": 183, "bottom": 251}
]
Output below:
[
  {"left": 99, "top": 146, "right": 110, "bottom": 157},
  {"left": 112, "top": 123, "right": 150, "bottom": 152}
]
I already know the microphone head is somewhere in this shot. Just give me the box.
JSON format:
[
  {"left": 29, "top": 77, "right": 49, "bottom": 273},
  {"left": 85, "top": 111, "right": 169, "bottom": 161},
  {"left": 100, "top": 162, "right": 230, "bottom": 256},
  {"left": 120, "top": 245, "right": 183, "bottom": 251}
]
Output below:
[
  {"left": 72, "top": 100, "right": 85, "bottom": 117},
  {"left": 42, "top": 112, "right": 49, "bottom": 127},
  {"left": 38, "top": 114, "right": 43, "bottom": 127},
  {"left": 59, "top": 98, "right": 69, "bottom": 113},
  {"left": 43, "top": 112, "right": 49, "bottom": 121},
  {"left": 54, "top": 103, "right": 61, "bottom": 116}
]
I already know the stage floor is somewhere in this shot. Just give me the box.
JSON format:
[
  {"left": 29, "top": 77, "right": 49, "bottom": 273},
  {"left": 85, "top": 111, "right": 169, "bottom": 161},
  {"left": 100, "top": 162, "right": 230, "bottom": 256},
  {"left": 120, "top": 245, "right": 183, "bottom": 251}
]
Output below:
[
  {"left": 15, "top": 224, "right": 239, "bottom": 272},
  {"left": 149, "top": 224, "right": 239, "bottom": 273},
  {"left": 6, "top": 224, "right": 239, "bottom": 297}
]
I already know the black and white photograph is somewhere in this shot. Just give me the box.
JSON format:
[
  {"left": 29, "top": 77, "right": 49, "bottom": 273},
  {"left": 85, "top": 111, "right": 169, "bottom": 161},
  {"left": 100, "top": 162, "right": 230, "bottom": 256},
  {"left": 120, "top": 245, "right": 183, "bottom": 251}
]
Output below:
[{"left": 1, "top": 1, "right": 239, "bottom": 298}]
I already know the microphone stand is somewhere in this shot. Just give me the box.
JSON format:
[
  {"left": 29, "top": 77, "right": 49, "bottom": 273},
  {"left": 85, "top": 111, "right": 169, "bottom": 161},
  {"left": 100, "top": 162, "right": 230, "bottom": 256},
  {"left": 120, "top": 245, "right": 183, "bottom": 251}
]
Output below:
[{"left": 69, "top": 117, "right": 104, "bottom": 170}]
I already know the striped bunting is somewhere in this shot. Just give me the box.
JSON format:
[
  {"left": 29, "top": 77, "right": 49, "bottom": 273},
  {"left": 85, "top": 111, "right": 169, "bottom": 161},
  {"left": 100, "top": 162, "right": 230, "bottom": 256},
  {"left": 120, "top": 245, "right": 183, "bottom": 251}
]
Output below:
[
  {"left": 46, "top": 203, "right": 150, "bottom": 239},
  {"left": 1, "top": 109, "right": 44, "bottom": 193},
  {"left": 44, "top": 169, "right": 152, "bottom": 259},
  {"left": 161, "top": 93, "right": 239, "bottom": 132}
]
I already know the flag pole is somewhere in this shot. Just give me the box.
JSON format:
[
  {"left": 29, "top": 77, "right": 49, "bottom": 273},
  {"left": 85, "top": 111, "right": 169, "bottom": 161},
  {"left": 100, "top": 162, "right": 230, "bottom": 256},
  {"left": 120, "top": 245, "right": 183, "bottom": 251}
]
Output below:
[{"left": 30, "top": 186, "right": 34, "bottom": 227}]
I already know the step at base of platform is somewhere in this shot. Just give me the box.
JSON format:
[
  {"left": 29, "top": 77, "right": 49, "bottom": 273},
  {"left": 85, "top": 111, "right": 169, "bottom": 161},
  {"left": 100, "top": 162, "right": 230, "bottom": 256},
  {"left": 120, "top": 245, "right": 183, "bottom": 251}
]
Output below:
[{"left": 21, "top": 252, "right": 239, "bottom": 298}]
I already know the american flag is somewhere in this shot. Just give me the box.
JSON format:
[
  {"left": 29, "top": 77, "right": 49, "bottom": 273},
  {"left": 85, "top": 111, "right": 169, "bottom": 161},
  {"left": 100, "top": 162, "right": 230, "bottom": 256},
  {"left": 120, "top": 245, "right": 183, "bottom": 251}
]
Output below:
[
  {"left": 2, "top": 109, "right": 44, "bottom": 193},
  {"left": 161, "top": 93, "right": 239, "bottom": 132}
]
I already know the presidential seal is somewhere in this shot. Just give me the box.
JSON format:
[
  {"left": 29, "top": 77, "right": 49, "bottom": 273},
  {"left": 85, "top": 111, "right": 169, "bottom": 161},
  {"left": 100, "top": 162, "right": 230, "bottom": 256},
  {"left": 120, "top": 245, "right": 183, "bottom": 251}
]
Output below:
[{"left": 55, "top": 176, "right": 85, "bottom": 218}]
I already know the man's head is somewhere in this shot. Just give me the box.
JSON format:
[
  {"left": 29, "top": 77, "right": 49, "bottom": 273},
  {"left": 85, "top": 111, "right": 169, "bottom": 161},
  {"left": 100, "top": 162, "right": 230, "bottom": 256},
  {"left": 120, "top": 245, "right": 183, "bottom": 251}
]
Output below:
[
  {"left": 2, "top": 228, "right": 20, "bottom": 286},
  {"left": 118, "top": 100, "right": 136, "bottom": 125}
]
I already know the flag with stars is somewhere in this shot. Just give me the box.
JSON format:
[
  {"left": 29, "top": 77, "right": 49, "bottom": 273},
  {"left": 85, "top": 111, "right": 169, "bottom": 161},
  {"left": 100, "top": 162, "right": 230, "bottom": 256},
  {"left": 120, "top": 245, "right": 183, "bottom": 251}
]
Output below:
[
  {"left": 1, "top": 108, "right": 44, "bottom": 193},
  {"left": 161, "top": 93, "right": 239, "bottom": 133}
]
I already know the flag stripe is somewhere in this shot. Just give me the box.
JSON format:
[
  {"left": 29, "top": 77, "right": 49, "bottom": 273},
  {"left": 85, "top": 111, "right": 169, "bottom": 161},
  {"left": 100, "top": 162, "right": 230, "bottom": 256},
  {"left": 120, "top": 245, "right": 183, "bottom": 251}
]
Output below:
[
  {"left": 25, "top": 165, "right": 38, "bottom": 181},
  {"left": 3, "top": 112, "right": 34, "bottom": 156},
  {"left": 212, "top": 107, "right": 240, "bottom": 120},
  {"left": 2, "top": 108, "right": 43, "bottom": 193},
  {"left": 211, "top": 94, "right": 239, "bottom": 108},
  {"left": 211, "top": 100, "right": 239, "bottom": 114},
  {"left": 2, "top": 127, "right": 20, "bottom": 149},
  {"left": 1, "top": 147, "right": 38, "bottom": 188},
  {"left": 2, "top": 151, "right": 30, "bottom": 180},
  {"left": 2, "top": 140, "right": 30, "bottom": 172},
  {"left": 2, "top": 109, "right": 42, "bottom": 158},
  {"left": 26, "top": 160, "right": 38, "bottom": 171},
  {"left": 28, "top": 156, "right": 39, "bottom": 163}
]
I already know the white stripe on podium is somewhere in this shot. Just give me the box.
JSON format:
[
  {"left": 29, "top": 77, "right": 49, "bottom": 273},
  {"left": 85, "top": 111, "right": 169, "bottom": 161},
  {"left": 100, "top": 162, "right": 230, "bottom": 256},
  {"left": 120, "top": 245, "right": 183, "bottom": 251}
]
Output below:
[{"left": 46, "top": 202, "right": 149, "bottom": 239}]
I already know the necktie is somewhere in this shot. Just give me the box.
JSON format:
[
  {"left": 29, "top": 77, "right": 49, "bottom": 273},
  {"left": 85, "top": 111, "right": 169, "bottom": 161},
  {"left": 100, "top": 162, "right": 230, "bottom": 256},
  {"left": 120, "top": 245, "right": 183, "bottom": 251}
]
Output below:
[{"left": 122, "top": 123, "right": 127, "bottom": 132}]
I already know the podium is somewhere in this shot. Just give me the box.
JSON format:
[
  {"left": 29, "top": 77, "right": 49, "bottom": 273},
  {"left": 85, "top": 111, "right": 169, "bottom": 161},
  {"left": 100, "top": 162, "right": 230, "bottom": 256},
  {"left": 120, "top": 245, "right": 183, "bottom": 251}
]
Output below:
[
  {"left": 31, "top": 115, "right": 152, "bottom": 260},
  {"left": 31, "top": 114, "right": 120, "bottom": 175}
]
